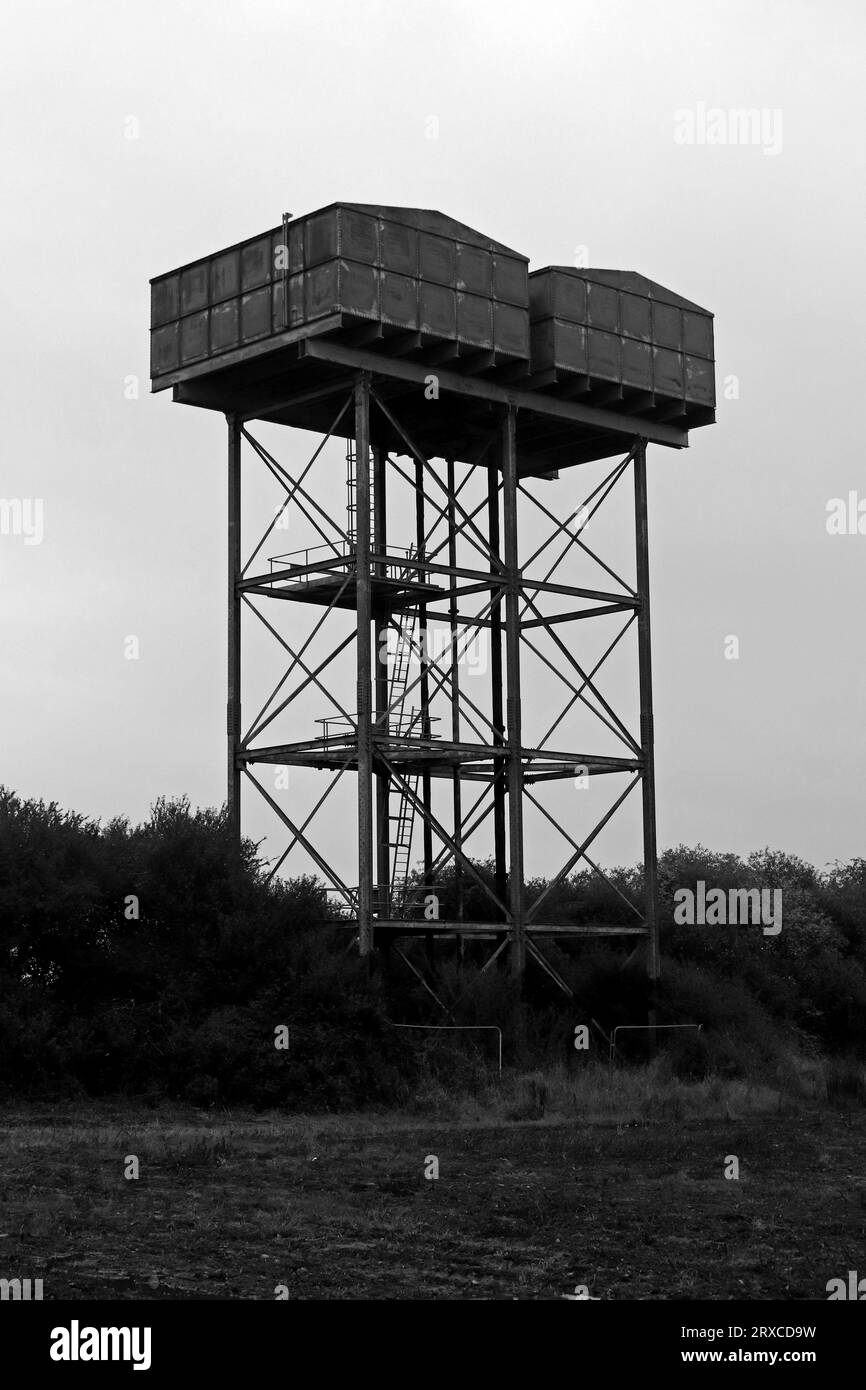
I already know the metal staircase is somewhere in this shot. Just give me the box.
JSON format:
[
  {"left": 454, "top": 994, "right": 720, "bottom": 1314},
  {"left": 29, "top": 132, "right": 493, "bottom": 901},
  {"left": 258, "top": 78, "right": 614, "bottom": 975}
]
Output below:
[
  {"left": 386, "top": 566, "right": 421, "bottom": 914},
  {"left": 346, "top": 443, "right": 423, "bottom": 917}
]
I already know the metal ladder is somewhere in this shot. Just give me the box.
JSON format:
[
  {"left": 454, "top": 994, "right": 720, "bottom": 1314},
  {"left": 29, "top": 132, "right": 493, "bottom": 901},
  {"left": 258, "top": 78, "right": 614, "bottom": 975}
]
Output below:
[
  {"left": 387, "top": 585, "right": 421, "bottom": 913},
  {"left": 345, "top": 440, "right": 374, "bottom": 547},
  {"left": 389, "top": 754, "right": 419, "bottom": 910},
  {"left": 344, "top": 447, "right": 425, "bottom": 915}
]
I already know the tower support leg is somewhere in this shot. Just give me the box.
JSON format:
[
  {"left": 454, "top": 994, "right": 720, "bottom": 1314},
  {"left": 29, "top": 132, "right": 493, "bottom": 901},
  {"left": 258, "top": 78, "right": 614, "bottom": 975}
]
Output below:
[
  {"left": 415, "top": 457, "right": 434, "bottom": 967},
  {"left": 373, "top": 445, "right": 390, "bottom": 918},
  {"left": 447, "top": 458, "right": 464, "bottom": 923},
  {"left": 488, "top": 468, "right": 507, "bottom": 914},
  {"left": 227, "top": 413, "right": 242, "bottom": 847},
  {"left": 501, "top": 407, "right": 525, "bottom": 977},
  {"left": 355, "top": 376, "right": 374, "bottom": 957},
  {"left": 634, "top": 440, "right": 660, "bottom": 1037}
]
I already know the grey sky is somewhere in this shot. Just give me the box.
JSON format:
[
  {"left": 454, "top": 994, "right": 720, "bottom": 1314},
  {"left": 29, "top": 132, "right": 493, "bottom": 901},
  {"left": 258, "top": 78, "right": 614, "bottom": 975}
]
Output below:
[{"left": 2, "top": 0, "right": 863, "bottom": 881}]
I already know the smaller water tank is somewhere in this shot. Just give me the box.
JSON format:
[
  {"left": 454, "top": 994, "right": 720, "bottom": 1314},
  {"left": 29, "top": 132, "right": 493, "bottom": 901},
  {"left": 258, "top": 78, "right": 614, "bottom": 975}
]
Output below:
[{"left": 528, "top": 268, "right": 715, "bottom": 419}]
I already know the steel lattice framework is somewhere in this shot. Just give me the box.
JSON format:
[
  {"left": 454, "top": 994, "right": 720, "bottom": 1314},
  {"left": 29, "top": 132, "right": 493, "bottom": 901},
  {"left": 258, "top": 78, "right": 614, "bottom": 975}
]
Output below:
[{"left": 210, "top": 348, "right": 665, "bottom": 996}]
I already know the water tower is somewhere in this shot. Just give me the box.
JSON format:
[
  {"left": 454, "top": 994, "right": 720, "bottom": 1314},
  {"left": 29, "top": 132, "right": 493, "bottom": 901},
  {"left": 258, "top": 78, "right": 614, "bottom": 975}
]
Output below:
[{"left": 150, "top": 204, "right": 715, "bottom": 994}]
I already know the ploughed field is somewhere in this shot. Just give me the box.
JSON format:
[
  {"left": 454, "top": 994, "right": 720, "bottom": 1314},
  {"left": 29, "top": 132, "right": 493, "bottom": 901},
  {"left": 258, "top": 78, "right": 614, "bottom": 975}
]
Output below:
[{"left": 0, "top": 1103, "right": 860, "bottom": 1300}]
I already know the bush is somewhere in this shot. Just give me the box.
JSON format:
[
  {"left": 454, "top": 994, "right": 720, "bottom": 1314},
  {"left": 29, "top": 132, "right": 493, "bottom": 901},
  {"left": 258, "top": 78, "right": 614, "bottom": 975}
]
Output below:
[{"left": 1, "top": 787, "right": 864, "bottom": 1105}]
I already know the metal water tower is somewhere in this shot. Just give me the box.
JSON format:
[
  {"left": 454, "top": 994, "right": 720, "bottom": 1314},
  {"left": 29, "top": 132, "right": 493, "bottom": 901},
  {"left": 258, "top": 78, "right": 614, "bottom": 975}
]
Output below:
[{"left": 150, "top": 203, "right": 715, "bottom": 994}]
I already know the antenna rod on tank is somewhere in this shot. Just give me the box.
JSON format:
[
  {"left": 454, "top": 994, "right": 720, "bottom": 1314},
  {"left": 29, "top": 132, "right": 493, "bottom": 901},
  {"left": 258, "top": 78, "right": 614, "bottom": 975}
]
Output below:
[{"left": 280, "top": 211, "right": 292, "bottom": 330}]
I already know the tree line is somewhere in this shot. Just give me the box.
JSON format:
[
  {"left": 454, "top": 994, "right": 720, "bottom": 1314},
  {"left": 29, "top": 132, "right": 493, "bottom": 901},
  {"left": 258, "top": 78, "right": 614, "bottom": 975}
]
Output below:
[{"left": 1, "top": 787, "right": 864, "bottom": 1105}]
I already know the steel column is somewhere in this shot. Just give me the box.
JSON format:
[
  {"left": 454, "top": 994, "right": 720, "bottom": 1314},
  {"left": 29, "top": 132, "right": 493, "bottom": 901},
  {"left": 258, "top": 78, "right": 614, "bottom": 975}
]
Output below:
[
  {"left": 415, "top": 457, "right": 434, "bottom": 889},
  {"left": 487, "top": 466, "right": 507, "bottom": 912},
  {"left": 373, "top": 444, "right": 390, "bottom": 917},
  {"left": 447, "top": 458, "right": 464, "bottom": 922},
  {"left": 634, "top": 441, "right": 660, "bottom": 988},
  {"left": 502, "top": 406, "right": 525, "bottom": 975},
  {"left": 227, "top": 413, "right": 242, "bottom": 846},
  {"left": 354, "top": 377, "right": 374, "bottom": 956},
  {"left": 415, "top": 455, "right": 434, "bottom": 964}
]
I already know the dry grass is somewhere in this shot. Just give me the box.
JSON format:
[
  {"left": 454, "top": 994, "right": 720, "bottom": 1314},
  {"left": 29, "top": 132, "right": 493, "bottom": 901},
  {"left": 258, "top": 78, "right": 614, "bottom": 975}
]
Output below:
[
  {"left": 0, "top": 1059, "right": 862, "bottom": 1299},
  {"left": 399, "top": 1052, "right": 837, "bottom": 1125}
]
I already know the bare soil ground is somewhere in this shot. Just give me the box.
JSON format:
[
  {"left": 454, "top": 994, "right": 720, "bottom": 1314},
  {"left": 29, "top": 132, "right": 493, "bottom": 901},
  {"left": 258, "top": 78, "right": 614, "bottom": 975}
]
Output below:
[{"left": 0, "top": 1093, "right": 862, "bottom": 1300}]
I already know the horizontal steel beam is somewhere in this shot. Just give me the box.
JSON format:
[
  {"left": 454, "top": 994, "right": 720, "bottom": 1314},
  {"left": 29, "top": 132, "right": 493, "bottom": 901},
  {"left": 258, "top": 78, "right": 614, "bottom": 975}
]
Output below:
[
  {"left": 243, "top": 556, "right": 634, "bottom": 607},
  {"left": 241, "top": 737, "right": 640, "bottom": 770},
  {"left": 329, "top": 918, "right": 649, "bottom": 937},
  {"left": 301, "top": 338, "right": 689, "bottom": 449},
  {"left": 521, "top": 602, "right": 637, "bottom": 627}
]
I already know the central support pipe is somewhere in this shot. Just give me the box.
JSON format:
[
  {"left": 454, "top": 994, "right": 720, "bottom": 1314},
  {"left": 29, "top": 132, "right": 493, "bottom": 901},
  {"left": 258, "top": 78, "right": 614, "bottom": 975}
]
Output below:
[
  {"left": 227, "top": 413, "right": 242, "bottom": 846},
  {"left": 415, "top": 459, "right": 434, "bottom": 889},
  {"left": 447, "top": 458, "right": 464, "bottom": 923},
  {"left": 487, "top": 466, "right": 507, "bottom": 914},
  {"left": 501, "top": 406, "right": 525, "bottom": 975},
  {"left": 354, "top": 376, "right": 374, "bottom": 956},
  {"left": 414, "top": 455, "right": 434, "bottom": 967},
  {"left": 634, "top": 439, "right": 660, "bottom": 1049},
  {"left": 373, "top": 444, "right": 390, "bottom": 919}
]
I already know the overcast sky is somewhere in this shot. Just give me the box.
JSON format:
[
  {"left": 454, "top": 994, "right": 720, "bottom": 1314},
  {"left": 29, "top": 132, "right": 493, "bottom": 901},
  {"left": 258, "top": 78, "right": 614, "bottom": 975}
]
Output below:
[{"left": 1, "top": 0, "right": 863, "bottom": 882}]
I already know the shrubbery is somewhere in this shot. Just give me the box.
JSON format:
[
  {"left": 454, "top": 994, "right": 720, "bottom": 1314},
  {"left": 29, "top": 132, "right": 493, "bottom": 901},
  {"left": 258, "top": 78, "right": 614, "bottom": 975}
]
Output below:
[
  {"left": 0, "top": 786, "right": 863, "bottom": 1106},
  {"left": 0, "top": 789, "right": 412, "bottom": 1106}
]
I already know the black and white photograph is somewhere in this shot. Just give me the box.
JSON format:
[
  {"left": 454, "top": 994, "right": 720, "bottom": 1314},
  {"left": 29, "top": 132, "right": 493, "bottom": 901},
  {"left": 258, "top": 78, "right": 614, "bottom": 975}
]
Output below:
[{"left": 1, "top": 0, "right": 864, "bottom": 1366}]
